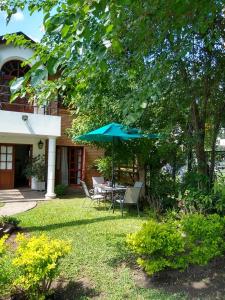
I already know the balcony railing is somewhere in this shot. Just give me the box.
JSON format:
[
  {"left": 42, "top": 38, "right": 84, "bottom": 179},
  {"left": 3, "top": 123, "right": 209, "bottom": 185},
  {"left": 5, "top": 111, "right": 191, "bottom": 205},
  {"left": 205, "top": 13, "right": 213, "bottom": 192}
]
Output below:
[{"left": 0, "top": 86, "right": 59, "bottom": 115}]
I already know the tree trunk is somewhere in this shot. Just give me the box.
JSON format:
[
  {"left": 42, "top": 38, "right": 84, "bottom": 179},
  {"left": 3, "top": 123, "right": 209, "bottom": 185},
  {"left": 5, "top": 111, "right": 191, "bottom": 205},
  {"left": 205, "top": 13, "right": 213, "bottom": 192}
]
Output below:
[
  {"left": 187, "top": 123, "right": 193, "bottom": 173},
  {"left": 191, "top": 101, "right": 208, "bottom": 188},
  {"left": 209, "top": 107, "right": 225, "bottom": 186}
]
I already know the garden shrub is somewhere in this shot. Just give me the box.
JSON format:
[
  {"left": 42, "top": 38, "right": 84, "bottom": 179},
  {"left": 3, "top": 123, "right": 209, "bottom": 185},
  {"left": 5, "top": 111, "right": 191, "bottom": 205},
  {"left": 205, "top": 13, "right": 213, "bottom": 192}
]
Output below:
[
  {"left": 12, "top": 233, "right": 71, "bottom": 299},
  {"left": 0, "top": 235, "right": 13, "bottom": 294},
  {"left": 0, "top": 215, "right": 20, "bottom": 227},
  {"left": 180, "top": 183, "right": 225, "bottom": 215},
  {"left": 94, "top": 156, "right": 112, "bottom": 180},
  {"left": 127, "top": 213, "right": 225, "bottom": 276},
  {"left": 55, "top": 184, "right": 68, "bottom": 197},
  {"left": 0, "top": 235, "right": 7, "bottom": 256},
  {"left": 181, "top": 214, "right": 225, "bottom": 265},
  {"left": 127, "top": 219, "right": 186, "bottom": 275},
  {"left": 179, "top": 189, "right": 213, "bottom": 214}
]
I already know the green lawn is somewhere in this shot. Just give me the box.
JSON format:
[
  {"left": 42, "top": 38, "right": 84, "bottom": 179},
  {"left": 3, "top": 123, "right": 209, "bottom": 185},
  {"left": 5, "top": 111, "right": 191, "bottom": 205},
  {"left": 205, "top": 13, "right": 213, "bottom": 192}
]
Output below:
[
  {"left": 0, "top": 202, "right": 4, "bottom": 208},
  {"left": 15, "top": 198, "right": 184, "bottom": 300}
]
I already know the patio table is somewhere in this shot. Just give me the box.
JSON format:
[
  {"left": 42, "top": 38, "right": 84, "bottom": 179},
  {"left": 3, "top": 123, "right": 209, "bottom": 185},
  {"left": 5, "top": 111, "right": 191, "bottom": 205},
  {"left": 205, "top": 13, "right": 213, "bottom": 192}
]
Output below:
[{"left": 95, "top": 184, "right": 127, "bottom": 212}]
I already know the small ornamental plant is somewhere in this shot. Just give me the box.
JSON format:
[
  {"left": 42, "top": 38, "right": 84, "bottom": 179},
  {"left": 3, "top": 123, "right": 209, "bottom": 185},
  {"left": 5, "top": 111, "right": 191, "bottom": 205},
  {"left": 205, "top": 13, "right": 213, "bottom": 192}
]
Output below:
[
  {"left": 12, "top": 233, "right": 71, "bottom": 299},
  {"left": 0, "top": 216, "right": 20, "bottom": 227},
  {"left": 24, "top": 155, "right": 46, "bottom": 182}
]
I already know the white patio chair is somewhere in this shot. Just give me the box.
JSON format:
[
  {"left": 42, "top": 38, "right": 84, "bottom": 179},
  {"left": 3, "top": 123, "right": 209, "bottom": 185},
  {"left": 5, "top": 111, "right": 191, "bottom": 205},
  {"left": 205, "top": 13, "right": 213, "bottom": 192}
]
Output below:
[
  {"left": 134, "top": 181, "right": 144, "bottom": 188},
  {"left": 81, "top": 180, "right": 105, "bottom": 207},
  {"left": 116, "top": 187, "right": 141, "bottom": 216},
  {"left": 92, "top": 176, "right": 106, "bottom": 194}
]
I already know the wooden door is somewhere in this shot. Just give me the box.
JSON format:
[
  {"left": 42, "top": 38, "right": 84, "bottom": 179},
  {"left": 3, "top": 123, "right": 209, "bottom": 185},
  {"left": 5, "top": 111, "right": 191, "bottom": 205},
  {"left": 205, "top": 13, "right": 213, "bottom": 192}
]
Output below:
[
  {"left": 68, "top": 147, "right": 83, "bottom": 185},
  {"left": 0, "top": 145, "right": 14, "bottom": 189}
]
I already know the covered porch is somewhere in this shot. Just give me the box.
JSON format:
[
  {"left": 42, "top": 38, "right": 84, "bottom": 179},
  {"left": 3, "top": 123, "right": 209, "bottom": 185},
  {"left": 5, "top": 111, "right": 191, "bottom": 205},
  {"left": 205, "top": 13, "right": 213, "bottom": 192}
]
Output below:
[{"left": 0, "top": 110, "right": 61, "bottom": 199}]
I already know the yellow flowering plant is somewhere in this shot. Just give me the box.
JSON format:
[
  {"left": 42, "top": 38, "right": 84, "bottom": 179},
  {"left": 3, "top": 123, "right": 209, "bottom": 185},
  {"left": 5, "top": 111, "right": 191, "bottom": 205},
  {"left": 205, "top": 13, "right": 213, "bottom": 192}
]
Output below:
[
  {"left": 0, "top": 235, "right": 8, "bottom": 256},
  {"left": 13, "top": 233, "right": 71, "bottom": 299},
  {"left": 0, "top": 235, "right": 11, "bottom": 291}
]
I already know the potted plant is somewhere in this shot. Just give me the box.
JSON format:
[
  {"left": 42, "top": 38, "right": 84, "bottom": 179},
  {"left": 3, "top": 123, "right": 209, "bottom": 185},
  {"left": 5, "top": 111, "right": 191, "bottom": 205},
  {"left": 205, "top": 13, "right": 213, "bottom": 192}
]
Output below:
[{"left": 24, "top": 155, "right": 46, "bottom": 191}]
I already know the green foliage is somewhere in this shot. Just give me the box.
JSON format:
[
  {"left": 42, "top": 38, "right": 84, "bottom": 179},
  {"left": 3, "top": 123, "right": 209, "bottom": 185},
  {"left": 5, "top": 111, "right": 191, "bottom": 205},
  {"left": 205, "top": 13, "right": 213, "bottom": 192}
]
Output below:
[
  {"left": 55, "top": 184, "right": 68, "bottom": 197},
  {"left": 94, "top": 156, "right": 112, "bottom": 180},
  {"left": 127, "top": 214, "right": 225, "bottom": 276},
  {"left": 12, "top": 233, "right": 71, "bottom": 299},
  {"left": 0, "top": 235, "right": 7, "bottom": 257},
  {"left": 179, "top": 176, "right": 225, "bottom": 214},
  {"left": 179, "top": 189, "right": 213, "bottom": 214},
  {"left": 127, "top": 219, "right": 186, "bottom": 275},
  {"left": 2, "top": 0, "right": 225, "bottom": 192},
  {"left": 181, "top": 214, "right": 225, "bottom": 265},
  {"left": 213, "top": 178, "right": 225, "bottom": 213},
  {"left": 182, "top": 172, "right": 210, "bottom": 191},
  {"left": 0, "top": 216, "right": 20, "bottom": 227},
  {"left": 0, "top": 235, "right": 13, "bottom": 293},
  {"left": 24, "top": 155, "right": 46, "bottom": 182},
  {"left": 148, "top": 173, "right": 178, "bottom": 211}
]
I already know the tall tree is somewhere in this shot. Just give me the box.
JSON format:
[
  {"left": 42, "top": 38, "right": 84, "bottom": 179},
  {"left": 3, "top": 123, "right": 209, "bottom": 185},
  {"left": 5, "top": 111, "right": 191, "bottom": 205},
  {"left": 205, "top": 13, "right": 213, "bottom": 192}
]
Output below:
[{"left": 1, "top": 0, "right": 225, "bottom": 187}]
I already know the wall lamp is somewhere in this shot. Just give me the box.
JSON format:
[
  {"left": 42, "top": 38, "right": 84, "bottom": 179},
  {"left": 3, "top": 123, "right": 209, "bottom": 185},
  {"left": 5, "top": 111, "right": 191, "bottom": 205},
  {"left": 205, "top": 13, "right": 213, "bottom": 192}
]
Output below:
[
  {"left": 22, "top": 114, "right": 28, "bottom": 121},
  {"left": 38, "top": 140, "right": 44, "bottom": 150}
]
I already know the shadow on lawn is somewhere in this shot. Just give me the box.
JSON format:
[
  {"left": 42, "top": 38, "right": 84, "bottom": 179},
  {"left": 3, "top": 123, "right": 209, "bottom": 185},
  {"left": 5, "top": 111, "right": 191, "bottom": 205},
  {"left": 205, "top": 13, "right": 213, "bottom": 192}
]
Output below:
[
  {"left": 130, "top": 256, "right": 225, "bottom": 300},
  {"left": 49, "top": 278, "right": 100, "bottom": 300},
  {"left": 24, "top": 215, "right": 133, "bottom": 232}
]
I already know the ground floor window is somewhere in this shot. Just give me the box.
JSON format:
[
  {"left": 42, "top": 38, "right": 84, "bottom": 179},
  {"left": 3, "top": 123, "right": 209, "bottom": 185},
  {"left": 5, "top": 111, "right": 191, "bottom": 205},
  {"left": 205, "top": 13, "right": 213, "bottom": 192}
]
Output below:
[
  {"left": 0, "top": 145, "right": 13, "bottom": 170},
  {"left": 0, "top": 144, "right": 31, "bottom": 189}
]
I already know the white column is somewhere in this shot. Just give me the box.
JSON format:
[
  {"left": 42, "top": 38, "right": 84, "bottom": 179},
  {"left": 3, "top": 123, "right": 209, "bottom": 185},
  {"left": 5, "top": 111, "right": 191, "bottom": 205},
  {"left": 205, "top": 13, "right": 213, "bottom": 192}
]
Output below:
[{"left": 45, "top": 137, "right": 56, "bottom": 199}]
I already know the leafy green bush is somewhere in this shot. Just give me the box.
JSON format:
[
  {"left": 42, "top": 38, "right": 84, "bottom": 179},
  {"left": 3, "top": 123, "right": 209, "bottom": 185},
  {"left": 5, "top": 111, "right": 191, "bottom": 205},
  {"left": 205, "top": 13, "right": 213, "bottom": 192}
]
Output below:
[
  {"left": 0, "top": 235, "right": 7, "bottom": 255},
  {"left": 12, "top": 233, "right": 71, "bottom": 299},
  {"left": 179, "top": 189, "right": 213, "bottom": 214},
  {"left": 181, "top": 214, "right": 225, "bottom": 265},
  {"left": 179, "top": 180, "right": 225, "bottom": 214},
  {"left": 94, "top": 156, "right": 112, "bottom": 180},
  {"left": 55, "top": 184, "right": 68, "bottom": 197},
  {"left": 147, "top": 173, "right": 178, "bottom": 212},
  {"left": 0, "top": 235, "right": 13, "bottom": 294},
  {"left": 127, "top": 219, "right": 186, "bottom": 275},
  {"left": 127, "top": 213, "right": 225, "bottom": 276},
  {"left": 0, "top": 216, "right": 20, "bottom": 227},
  {"left": 213, "top": 179, "right": 225, "bottom": 213},
  {"left": 24, "top": 155, "right": 46, "bottom": 181}
]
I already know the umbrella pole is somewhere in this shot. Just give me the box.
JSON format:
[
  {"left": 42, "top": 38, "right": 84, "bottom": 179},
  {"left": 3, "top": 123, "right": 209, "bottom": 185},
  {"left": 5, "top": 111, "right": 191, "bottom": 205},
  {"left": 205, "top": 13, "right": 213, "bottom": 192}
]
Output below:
[
  {"left": 112, "top": 137, "right": 115, "bottom": 213},
  {"left": 112, "top": 137, "right": 115, "bottom": 187}
]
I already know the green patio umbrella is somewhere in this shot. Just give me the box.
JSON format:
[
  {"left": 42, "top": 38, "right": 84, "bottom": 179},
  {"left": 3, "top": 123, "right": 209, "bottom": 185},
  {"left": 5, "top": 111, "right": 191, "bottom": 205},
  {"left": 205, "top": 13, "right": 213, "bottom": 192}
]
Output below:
[{"left": 74, "top": 122, "right": 158, "bottom": 186}]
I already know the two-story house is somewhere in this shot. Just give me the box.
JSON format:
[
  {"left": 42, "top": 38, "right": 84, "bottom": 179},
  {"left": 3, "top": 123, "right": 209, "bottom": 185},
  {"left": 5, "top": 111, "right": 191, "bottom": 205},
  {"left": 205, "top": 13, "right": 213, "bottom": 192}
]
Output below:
[{"left": 0, "top": 32, "right": 103, "bottom": 198}]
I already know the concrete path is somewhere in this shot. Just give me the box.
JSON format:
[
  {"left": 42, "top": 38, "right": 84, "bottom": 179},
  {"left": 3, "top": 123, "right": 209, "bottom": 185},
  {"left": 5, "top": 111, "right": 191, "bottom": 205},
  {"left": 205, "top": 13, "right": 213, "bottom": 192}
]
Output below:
[
  {"left": 0, "top": 189, "right": 45, "bottom": 216},
  {"left": 0, "top": 201, "right": 37, "bottom": 216}
]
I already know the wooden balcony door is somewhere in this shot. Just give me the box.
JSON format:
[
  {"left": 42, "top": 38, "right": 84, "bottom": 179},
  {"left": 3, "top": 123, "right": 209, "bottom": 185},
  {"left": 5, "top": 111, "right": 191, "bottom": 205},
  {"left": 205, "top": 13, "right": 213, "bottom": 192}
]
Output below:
[{"left": 0, "top": 145, "right": 14, "bottom": 189}]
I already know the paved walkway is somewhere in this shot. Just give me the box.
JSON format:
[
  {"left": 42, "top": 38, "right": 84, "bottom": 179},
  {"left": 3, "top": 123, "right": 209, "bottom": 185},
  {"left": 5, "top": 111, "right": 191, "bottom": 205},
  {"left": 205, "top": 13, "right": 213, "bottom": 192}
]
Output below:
[{"left": 0, "top": 189, "right": 45, "bottom": 216}]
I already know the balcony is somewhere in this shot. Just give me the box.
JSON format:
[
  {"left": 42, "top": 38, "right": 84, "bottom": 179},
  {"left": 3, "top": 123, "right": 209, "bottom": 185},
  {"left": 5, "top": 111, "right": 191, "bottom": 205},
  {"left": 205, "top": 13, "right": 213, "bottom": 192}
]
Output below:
[
  {"left": 0, "top": 110, "right": 61, "bottom": 137},
  {"left": 0, "top": 82, "right": 59, "bottom": 115}
]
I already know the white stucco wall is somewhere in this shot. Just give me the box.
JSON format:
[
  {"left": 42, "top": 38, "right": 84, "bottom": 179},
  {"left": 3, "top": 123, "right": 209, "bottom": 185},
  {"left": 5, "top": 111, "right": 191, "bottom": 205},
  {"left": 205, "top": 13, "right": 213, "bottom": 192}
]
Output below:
[
  {"left": 0, "top": 135, "right": 45, "bottom": 156},
  {"left": 0, "top": 43, "right": 35, "bottom": 69},
  {"left": 0, "top": 110, "right": 61, "bottom": 137}
]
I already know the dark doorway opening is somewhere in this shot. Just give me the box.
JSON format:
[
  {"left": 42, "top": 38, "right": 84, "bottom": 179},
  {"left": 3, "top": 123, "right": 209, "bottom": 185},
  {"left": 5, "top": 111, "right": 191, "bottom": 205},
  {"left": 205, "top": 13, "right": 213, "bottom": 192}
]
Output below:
[{"left": 14, "top": 144, "right": 31, "bottom": 188}]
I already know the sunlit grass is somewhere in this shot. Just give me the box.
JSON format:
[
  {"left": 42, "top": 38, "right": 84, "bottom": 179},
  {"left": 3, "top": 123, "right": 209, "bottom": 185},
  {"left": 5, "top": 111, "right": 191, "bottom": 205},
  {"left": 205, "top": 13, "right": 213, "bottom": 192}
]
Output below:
[{"left": 15, "top": 198, "right": 184, "bottom": 300}]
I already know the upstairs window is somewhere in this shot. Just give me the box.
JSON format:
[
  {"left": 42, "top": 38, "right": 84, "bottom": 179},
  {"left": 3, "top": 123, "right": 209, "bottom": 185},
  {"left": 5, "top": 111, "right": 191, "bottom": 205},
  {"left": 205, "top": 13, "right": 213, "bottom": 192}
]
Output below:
[
  {"left": 1, "top": 60, "right": 30, "bottom": 78},
  {"left": 0, "top": 60, "right": 31, "bottom": 112}
]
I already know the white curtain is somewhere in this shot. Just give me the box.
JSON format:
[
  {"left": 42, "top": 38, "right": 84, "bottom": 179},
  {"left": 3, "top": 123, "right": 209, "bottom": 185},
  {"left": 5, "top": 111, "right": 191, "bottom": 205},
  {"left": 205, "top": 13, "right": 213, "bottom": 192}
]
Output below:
[{"left": 61, "top": 147, "right": 69, "bottom": 185}]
